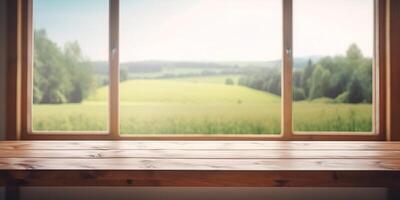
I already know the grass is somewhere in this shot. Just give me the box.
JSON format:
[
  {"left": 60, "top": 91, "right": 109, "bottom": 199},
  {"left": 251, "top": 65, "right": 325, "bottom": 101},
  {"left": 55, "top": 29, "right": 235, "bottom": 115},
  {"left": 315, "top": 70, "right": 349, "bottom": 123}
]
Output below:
[
  {"left": 88, "top": 76, "right": 268, "bottom": 104},
  {"left": 293, "top": 102, "right": 372, "bottom": 132},
  {"left": 32, "top": 75, "right": 373, "bottom": 134}
]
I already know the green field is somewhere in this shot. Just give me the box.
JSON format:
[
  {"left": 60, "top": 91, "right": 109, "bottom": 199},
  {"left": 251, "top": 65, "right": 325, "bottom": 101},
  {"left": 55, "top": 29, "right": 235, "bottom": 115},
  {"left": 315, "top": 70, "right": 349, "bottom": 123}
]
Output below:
[{"left": 32, "top": 75, "right": 373, "bottom": 134}]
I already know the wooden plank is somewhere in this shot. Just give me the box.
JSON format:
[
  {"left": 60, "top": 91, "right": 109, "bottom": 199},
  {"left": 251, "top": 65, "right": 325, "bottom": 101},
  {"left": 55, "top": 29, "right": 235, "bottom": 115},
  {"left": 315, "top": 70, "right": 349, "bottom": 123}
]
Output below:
[
  {"left": 0, "top": 141, "right": 399, "bottom": 150},
  {"left": 0, "top": 141, "right": 398, "bottom": 188},
  {"left": 0, "top": 158, "right": 399, "bottom": 171},
  {"left": 0, "top": 149, "right": 400, "bottom": 159},
  {"left": 0, "top": 170, "right": 399, "bottom": 187}
]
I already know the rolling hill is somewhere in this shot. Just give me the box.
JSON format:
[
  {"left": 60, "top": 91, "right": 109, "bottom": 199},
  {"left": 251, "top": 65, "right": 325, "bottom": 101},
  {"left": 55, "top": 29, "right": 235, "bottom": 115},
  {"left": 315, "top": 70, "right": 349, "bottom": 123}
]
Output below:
[{"left": 87, "top": 76, "right": 281, "bottom": 104}]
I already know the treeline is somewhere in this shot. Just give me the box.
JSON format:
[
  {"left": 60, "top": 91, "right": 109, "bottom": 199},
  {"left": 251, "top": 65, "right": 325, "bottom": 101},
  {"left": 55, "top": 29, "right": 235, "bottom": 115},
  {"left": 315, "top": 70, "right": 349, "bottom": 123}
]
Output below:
[
  {"left": 239, "top": 44, "right": 372, "bottom": 103},
  {"left": 33, "top": 30, "right": 95, "bottom": 104}
]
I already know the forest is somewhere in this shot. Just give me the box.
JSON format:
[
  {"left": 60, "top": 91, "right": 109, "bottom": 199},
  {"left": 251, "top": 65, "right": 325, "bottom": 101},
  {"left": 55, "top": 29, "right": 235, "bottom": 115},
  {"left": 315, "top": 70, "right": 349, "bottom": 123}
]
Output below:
[
  {"left": 33, "top": 30, "right": 372, "bottom": 106},
  {"left": 238, "top": 44, "right": 372, "bottom": 103}
]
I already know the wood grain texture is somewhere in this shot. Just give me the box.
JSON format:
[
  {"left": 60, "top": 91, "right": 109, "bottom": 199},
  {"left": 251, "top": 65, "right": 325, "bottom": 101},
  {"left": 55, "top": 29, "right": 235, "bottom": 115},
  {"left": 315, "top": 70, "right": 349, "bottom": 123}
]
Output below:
[
  {"left": 1, "top": 158, "right": 400, "bottom": 171},
  {"left": 0, "top": 141, "right": 398, "bottom": 150},
  {"left": 0, "top": 141, "right": 399, "bottom": 187},
  {"left": 1, "top": 149, "right": 400, "bottom": 159}
]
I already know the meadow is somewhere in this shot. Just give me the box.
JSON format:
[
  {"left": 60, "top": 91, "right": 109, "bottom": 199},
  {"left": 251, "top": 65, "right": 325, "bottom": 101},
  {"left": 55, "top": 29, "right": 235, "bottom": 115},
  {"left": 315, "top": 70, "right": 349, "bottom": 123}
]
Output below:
[{"left": 32, "top": 75, "right": 373, "bottom": 134}]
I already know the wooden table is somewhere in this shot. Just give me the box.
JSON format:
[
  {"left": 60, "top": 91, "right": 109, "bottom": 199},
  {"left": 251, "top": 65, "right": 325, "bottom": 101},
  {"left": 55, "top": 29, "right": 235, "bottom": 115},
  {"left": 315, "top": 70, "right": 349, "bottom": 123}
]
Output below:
[{"left": 0, "top": 141, "right": 400, "bottom": 199}]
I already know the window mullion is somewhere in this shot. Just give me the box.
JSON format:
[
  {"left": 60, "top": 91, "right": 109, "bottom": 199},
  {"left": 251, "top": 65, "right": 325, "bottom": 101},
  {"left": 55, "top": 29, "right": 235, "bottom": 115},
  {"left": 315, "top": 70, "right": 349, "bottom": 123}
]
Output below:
[
  {"left": 282, "top": 0, "right": 293, "bottom": 139},
  {"left": 109, "top": 0, "right": 120, "bottom": 139}
]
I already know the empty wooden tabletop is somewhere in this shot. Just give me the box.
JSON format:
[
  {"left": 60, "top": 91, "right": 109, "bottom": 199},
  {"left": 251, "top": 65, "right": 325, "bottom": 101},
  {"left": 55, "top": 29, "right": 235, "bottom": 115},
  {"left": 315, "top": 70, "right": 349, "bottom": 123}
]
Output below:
[{"left": 0, "top": 141, "right": 399, "bottom": 187}]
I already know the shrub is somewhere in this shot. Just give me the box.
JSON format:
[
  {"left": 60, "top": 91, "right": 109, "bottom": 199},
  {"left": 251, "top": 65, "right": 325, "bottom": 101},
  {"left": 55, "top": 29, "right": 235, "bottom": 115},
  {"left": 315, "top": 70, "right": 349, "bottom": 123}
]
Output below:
[
  {"left": 293, "top": 88, "right": 306, "bottom": 101},
  {"left": 225, "top": 78, "right": 234, "bottom": 85},
  {"left": 335, "top": 91, "right": 349, "bottom": 103}
]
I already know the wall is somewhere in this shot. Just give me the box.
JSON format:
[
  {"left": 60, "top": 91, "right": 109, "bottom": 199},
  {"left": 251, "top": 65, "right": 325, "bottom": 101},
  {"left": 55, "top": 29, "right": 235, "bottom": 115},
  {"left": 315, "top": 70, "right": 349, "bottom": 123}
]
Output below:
[
  {"left": 0, "top": 0, "right": 6, "bottom": 141},
  {"left": 0, "top": 0, "right": 391, "bottom": 199}
]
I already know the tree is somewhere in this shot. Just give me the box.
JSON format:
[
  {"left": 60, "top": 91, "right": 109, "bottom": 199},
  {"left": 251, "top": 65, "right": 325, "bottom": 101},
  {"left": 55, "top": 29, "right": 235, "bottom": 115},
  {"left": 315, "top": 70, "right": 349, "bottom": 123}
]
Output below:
[
  {"left": 356, "top": 58, "right": 373, "bottom": 103},
  {"left": 292, "top": 70, "right": 303, "bottom": 88},
  {"left": 267, "top": 71, "right": 281, "bottom": 96},
  {"left": 327, "top": 69, "right": 348, "bottom": 99},
  {"left": 33, "top": 29, "right": 95, "bottom": 104},
  {"left": 348, "top": 76, "right": 364, "bottom": 103},
  {"left": 309, "top": 65, "right": 330, "bottom": 100},
  {"left": 63, "top": 41, "right": 94, "bottom": 103},
  {"left": 346, "top": 43, "right": 363, "bottom": 60},
  {"left": 302, "top": 59, "right": 315, "bottom": 97},
  {"left": 34, "top": 30, "right": 71, "bottom": 104}
]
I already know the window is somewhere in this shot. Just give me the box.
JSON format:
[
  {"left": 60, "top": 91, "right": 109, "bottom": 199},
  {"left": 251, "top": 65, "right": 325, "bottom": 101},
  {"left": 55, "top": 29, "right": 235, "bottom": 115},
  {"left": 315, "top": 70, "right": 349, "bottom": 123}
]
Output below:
[
  {"left": 31, "top": 0, "right": 109, "bottom": 132},
  {"left": 119, "top": 0, "right": 282, "bottom": 135},
  {"left": 292, "top": 0, "right": 377, "bottom": 133},
  {"left": 23, "top": 0, "right": 383, "bottom": 140}
]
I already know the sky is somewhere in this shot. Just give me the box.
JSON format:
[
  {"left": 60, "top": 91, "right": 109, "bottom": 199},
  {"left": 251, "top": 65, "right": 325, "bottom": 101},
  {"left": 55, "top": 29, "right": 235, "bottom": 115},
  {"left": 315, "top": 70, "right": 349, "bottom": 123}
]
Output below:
[{"left": 33, "top": 0, "right": 374, "bottom": 62}]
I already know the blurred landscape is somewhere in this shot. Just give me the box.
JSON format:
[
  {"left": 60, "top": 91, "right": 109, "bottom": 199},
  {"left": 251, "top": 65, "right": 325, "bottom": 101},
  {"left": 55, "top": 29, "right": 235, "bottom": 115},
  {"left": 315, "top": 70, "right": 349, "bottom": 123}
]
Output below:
[{"left": 32, "top": 30, "right": 373, "bottom": 134}]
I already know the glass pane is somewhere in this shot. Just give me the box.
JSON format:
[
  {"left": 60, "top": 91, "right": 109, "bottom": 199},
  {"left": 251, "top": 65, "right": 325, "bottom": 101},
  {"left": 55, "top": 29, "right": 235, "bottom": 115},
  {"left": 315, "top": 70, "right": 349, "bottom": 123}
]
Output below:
[
  {"left": 32, "top": 0, "right": 109, "bottom": 132},
  {"left": 292, "top": 0, "right": 375, "bottom": 132},
  {"left": 120, "top": 0, "right": 282, "bottom": 135}
]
